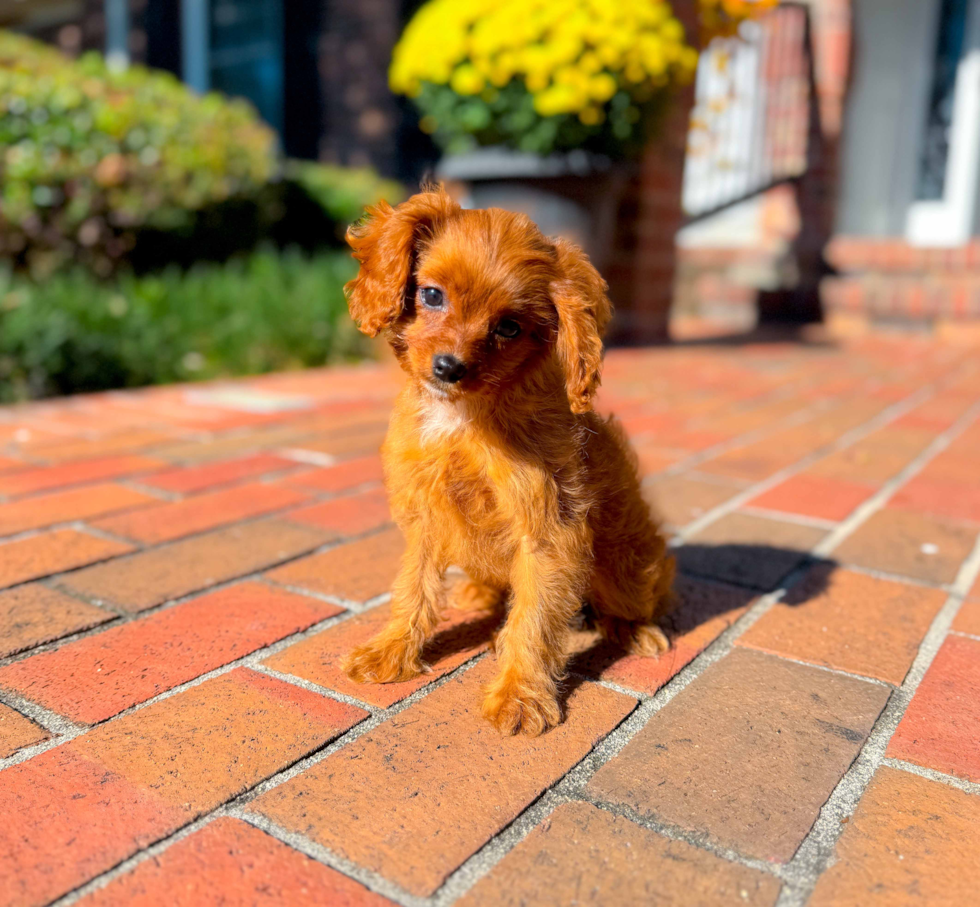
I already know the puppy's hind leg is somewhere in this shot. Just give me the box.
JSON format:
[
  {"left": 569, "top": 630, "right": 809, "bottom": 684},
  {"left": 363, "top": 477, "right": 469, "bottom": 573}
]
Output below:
[
  {"left": 449, "top": 578, "right": 506, "bottom": 614},
  {"left": 343, "top": 522, "right": 445, "bottom": 684},
  {"left": 592, "top": 554, "right": 675, "bottom": 658}
]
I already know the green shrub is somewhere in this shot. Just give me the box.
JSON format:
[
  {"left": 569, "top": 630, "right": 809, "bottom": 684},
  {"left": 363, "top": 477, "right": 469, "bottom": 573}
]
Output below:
[
  {"left": 283, "top": 160, "right": 405, "bottom": 236},
  {"left": 0, "top": 248, "right": 365, "bottom": 401},
  {"left": 124, "top": 160, "right": 405, "bottom": 273},
  {"left": 0, "top": 31, "right": 277, "bottom": 277}
]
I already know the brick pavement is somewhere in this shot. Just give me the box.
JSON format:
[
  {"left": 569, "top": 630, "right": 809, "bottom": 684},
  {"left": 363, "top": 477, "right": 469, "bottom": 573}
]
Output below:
[{"left": 1, "top": 336, "right": 979, "bottom": 905}]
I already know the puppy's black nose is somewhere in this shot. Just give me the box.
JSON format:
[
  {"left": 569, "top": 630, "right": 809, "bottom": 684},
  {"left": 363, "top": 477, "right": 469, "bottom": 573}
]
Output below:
[{"left": 432, "top": 353, "right": 467, "bottom": 384}]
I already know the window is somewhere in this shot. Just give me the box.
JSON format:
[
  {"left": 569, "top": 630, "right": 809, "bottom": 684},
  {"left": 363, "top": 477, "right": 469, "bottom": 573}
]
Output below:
[{"left": 181, "top": 0, "right": 284, "bottom": 135}]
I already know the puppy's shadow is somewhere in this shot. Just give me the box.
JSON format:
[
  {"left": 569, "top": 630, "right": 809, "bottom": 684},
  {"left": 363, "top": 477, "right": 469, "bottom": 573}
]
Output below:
[
  {"left": 564, "top": 548, "right": 837, "bottom": 703},
  {"left": 418, "top": 551, "right": 835, "bottom": 717},
  {"left": 418, "top": 607, "right": 504, "bottom": 666}
]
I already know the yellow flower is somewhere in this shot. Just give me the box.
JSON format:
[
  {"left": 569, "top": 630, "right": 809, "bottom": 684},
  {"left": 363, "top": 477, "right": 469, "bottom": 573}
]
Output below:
[
  {"left": 588, "top": 72, "right": 618, "bottom": 102},
  {"left": 533, "top": 83, "right": 583, "bottom": 116},
  {"left": 386, "top": 0, "right": 787, "bottom": 135},
  {"left": 450, "top": 64, "right": 485, "bottom": 95}
]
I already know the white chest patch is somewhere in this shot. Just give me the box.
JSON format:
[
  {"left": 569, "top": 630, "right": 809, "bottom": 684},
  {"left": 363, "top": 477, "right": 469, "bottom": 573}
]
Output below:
[{"left": 419, "top": 394, "right": 470, "bottom": 443}]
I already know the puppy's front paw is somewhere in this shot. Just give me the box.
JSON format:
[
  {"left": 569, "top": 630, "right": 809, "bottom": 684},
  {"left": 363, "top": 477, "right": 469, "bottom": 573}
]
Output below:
[
  {"left": 342, "top": 639, "right": 424, "bottom": 684},
  {"left": 482, "top": 676, "right": 562, "bottom": 736}
]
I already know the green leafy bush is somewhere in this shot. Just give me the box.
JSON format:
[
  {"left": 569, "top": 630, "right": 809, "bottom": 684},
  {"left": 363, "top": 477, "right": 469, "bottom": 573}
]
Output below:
[
  {"left": 283, "top": 160, "right": 405, "bottom": 235},
  {"left": 0, "top": 31, "right": 277, "bottom": 277},
  {"left": 0, "top": 248, "right": 365, "bottom": 401}
]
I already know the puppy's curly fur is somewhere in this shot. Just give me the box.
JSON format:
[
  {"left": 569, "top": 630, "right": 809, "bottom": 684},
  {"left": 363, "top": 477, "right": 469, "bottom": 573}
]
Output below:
[{"left": 341, "top": 187, "right": 674, "bottom": 735}]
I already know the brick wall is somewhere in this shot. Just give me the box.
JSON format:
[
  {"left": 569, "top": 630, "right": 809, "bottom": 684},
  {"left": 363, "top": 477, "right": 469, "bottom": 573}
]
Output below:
[
  {"left": 823, "top": 238, "right": 980, "bottom": 328},
  {"left": 606, "top": 0, "right": 698, "bottom": 345}
]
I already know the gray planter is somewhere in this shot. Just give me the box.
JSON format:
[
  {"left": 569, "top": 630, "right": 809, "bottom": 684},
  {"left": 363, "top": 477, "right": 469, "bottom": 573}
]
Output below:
[{"left": 436, "top": 148, "right": 631, "bottom": 274}]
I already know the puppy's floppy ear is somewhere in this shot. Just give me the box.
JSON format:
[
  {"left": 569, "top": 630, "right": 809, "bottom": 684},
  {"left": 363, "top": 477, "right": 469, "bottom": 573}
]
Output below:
[
  {"left": 345, "top": 188, "right": 460, "bottom": 336},
  {"left": 549, "top": 237, "right": 613, "bottom": 413}
]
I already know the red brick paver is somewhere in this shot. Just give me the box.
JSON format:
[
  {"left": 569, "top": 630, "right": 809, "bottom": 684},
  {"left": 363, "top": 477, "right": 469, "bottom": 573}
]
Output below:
[
  {"left": 888, "top": 635, "right": 980, "bottom": 782},
  {"left": 249, "top": 659, "right": 635, "bottom": 896},
  {"left": 0, "top": 454, "right": 166, "bottom": 497},
  {"left": 0, "top": 529, "right": 134, "bottom": 589},
  {"left": 0, "top": 703, "right": 49, "bottom": 758},
  {"left": 62, "top": 520, "right": 329, "bottom": 611},
  {"left": 0, "top": 483, "right": 158, "bottom": 537},
  {"left": 833, "top": 509, "right": 978, "bottom": 584},
  {"left": 281, "top": 454, "right": 385, "bottom": 494},
  {"left": 747, "top": 474, "right": 876, "bottom": 522},
  {"left": 588, "top": 648, "right": 890, "bottom": 861},
  {"left": 738, "top": 565, "right": 947, "bottom": 684},
  {"left": 141, "top": 453, "right": 300, "bottom": 494},
  {"left": 266, "top": 525, "right": 405, "bottom": 602},
  {"left": 0, "top": 669, "right": 365, "bottom": 906},
  {"left": 78, "top": 818, "right": 395, "bottom": 907},
  {"left": 459, "top": 801, "right": 781, "bottom": 906},
  {"left": 810, "top": 767, "right": 980, "bottom": 906},
  {"left": 2, "top": 339, "right": 980, "bottom": 904},
  {"left": 285, "top": 486, "right": 392, "bottom": 536},
  {"left": 0, "top": 584, "right": 111, "bottom": 657},
  {"left": 91, "top": 482, "right": 312, "bottom": 544},
  {"left": 0, "top": 583, "right": 342, "bottom": 724}
]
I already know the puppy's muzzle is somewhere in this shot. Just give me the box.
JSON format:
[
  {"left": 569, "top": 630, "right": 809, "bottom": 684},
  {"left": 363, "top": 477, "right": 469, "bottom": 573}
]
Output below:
[{"left": 432, "top": 353, "right": 467, "bottom": 384}]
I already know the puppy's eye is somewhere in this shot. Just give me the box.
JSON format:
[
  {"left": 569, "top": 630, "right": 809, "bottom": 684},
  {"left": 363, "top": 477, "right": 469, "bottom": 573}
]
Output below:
[
  {"left": 495, "top": 318, "right": 521, "bottom": 339},
  {"left": 419, "top": 286, "right": 445, "bottom": 309}
]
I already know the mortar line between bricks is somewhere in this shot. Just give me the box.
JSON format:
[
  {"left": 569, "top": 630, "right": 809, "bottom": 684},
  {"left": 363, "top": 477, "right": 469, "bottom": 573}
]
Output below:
[
  {"left": 429, "top": 443, "right": 980, "bottom": 905},
  {"left": 736, "top": 506, "right": 839, "bottom": 531},
  {"left": 235, "top": 811, "right": 434, "bottom": 907},
  {"left": 659, "top": 395, "right": 842, "bottom": 478},
  {"left": 675, "top": 384, "right": 937, "bottom": 542},
  {"left": 0, "top": 568, "right": 354, "bottom": 671},
  {"left": 578, "top": 791, "right": 795, "bottom": 881},
  {"left": 66, "top": 473, "right": 392, "bottom": 548},
  {"left": 0, "top": 498, "right": 170, "bottom": 544},
  {"left": 8, "top": 361, "right": 978, "bottom": 906},
  {"left": 24, "top": 515, "right": 398, "bottom": 616},
  {"left": 423, "top": 570, "right": 816, "bottom": 904},
  {"left": 813, "top": 398, "right": 980, "bottom": 558},
  {"left": 0, "top": 604, "right": 376, "bottom": 768},
  {"left": 881, "top": 757, "right": 980, "bottom": 797},
  {"left": 248, "top": 664, "right": 381, "bottom": 715},
  {"left": 47, "top": 654, "right": 492, "bottom": 907},
  {"left": 769, "top": 545, "right": 978, "bottom": 907},
  {"left": 0, "top": 470, "right": 172, "bottom": 505},
  {"left": 0, "top": 686, "right": 82, "bottom": 739}
]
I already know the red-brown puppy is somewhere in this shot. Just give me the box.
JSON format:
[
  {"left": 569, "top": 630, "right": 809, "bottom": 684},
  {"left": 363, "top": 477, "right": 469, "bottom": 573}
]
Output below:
[{"left": 341, "top": 187, "right": 674, "bottom": 735}]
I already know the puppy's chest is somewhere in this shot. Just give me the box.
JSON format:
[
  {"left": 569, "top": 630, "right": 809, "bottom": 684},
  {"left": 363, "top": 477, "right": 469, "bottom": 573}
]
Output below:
[{"left": 430, "top": 447, "right": 500, "bottom": 524}]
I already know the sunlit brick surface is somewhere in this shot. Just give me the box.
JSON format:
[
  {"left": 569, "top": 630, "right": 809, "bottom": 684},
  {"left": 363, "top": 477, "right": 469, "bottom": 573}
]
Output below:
[{"left": 1, "top": 336, "right": 979, "bottom": 904}]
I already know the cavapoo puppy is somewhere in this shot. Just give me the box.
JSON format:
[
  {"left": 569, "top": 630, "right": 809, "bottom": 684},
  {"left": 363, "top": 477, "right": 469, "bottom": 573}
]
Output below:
[{"left": 341, "top": 187, "right": 674, "bottom": 735}]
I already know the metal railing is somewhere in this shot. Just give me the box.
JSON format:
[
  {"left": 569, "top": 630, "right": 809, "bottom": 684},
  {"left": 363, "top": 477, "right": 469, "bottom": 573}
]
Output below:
[{"left": 682, "top": 4, "right": 813, "bottom": 220}]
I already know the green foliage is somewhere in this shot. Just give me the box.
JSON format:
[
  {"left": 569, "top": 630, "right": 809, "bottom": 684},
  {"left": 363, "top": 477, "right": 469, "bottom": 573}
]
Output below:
[
  {"left": 284, "top": 160, "right": 405, "bottom": 230},
  {"left": 0, "top": 31, "right": 277, "bottom": 277},
  {"left": 414, "top": 80, "right": 667, "bottom": 158},
  {"left": 0, "top": 248, "right": 365, "bottom": 402}
]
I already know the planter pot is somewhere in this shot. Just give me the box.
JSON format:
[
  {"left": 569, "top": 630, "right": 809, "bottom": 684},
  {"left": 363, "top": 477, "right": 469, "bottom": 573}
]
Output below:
[{"left": 436, "top": 148, "right": 632, "bottom": 277}]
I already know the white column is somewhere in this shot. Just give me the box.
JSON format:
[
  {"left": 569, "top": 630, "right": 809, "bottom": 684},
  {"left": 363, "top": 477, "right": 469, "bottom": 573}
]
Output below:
[
  {"left": 181, "top": 0, "right": 210, "bottom": 93},
  {"left": 105, "top": 0, "right": 130, "bottom": 70}
]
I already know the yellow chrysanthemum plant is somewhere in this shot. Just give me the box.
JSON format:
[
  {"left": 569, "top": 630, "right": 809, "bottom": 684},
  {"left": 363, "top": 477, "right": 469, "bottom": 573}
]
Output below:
[{"left": 390, "top": 0, "right": 776, "bottom": 159}]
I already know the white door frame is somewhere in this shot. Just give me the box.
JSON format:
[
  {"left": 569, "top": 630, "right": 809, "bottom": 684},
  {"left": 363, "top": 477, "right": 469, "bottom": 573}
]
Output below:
[{"left": 907, "top": 0, "right": 980, "bottom": 246}]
